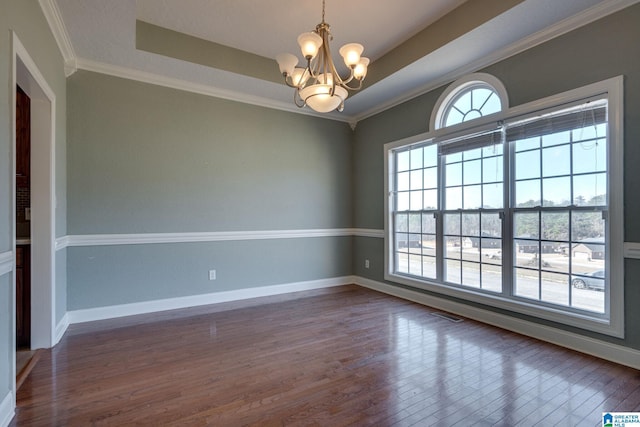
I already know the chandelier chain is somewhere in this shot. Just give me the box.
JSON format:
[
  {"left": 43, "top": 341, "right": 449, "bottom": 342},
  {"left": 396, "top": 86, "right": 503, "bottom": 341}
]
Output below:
[{"left": 322, "top": 0, "right": 326, "bottom": 23}]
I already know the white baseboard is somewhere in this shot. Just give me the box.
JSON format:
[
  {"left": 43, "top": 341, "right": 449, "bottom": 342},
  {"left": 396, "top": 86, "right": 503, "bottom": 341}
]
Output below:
[
  {"left": 0, "top": 391, "right": 14, "bottom": 427},
  {"left": 54, "top": 313, "right": 69, "bottom": 345},
  {"left": 67, "top": 276, "right": 355, "bottom": 325},
  {"left": 354, "top": 276, "right": 640, "bottom": 371}
]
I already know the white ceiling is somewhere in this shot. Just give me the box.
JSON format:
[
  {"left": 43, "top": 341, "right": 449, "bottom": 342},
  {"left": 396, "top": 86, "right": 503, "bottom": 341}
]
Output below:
[
  {"left": 51, "top": 0, "right": 630, "bottom": 123},
  {"left": 136, "top": 0, "right": 467, "bottom": 62}
]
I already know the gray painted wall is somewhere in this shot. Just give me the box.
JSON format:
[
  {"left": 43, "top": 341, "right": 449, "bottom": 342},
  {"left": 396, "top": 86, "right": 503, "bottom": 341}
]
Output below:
[
  {"left": 67, "top": 71, "right": 353, "bottom": 308},
  {"left": 353, "top": 5, "right": 640, "bottom": 350}
]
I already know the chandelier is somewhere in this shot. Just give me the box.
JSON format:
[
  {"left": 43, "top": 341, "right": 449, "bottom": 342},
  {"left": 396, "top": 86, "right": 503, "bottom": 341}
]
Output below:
[{"left": 275, "top": 0, "right": 369, "bottom": 113}]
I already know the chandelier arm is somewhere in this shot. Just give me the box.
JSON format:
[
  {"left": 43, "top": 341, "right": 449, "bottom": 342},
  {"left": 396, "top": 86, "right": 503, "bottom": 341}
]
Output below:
[{"left": 293, "top": 89, "right": 306, "bottom": 108}]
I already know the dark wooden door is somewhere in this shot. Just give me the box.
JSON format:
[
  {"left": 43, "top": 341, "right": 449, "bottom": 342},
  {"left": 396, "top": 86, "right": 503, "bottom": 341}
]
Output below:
[
  {"left": 16, "top": 85, "right": 31, "bottom": 349},
  {"left": 16, "top": 85, "right": 30, "bottom": 187},
  {"left": 16, "top": 245, "right": 30, "bottom": 348}
]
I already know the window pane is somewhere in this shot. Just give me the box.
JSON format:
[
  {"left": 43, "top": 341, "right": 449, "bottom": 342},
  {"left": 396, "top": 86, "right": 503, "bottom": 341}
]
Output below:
[
  {"left": 410, "top": 190, "right": 422, "bottom": 210},
  {"left": 542, "top": 145, "right": 570, "bottom": 177},
  {"left": 396, "top": 252, "right": 408, "bottom": 274},
  {"left": 482, "top": 239, "right": 502, "bottom": 266},
  {"left": 515, "top": 240, "right": 539, "bottom": 268},
  {"left": 464, "top": 159, "right": 482, "bottom": 185},
  {"left": 542, "top": 273, "right": 569, "bottom": 306},
  {"left": 515, "top": 150, "right": 540, "bottom": 180},
  {"left": 408, "top": 213, "right": 421, "bottom": 233},
  {"left": 482, "top": 183, "right": 503, "bottom": 209},
  {"left": 424, "top": 145, "right": 438, "bottom": 167},
  {"left": 410, "top": 147, "right": 424, "bottom": 170},
  {"left": 515, "top": 267, "right": 539, "bottom": 300},
  {"left": 445, "top": 213, "right": 460, "bottom": 235},
  {"left": 462, "top": 261, "right": 480, "bottom": 288},
  {"left": 446, "top": 152, "right": 462, "bottom": 164},
  {"left": 421, "top": 239, "right": 436, "bottom": 257},
  {"left": 423, "top": 167, "right": 438, "bottom": 189},
  {"left": 445, "top": 109, "right": 465, "bottom": 127},
  {"left": 397, "top": 192, "right": 409, "bottom": 211},
  {"left": 481, "top": 92, "right": 501, "bottom": 116},
  {"left": 482, "top": 213, "right": 502, "bottom": 238},
  {"left": 472, "top": 88, "right": 493, "bottom": 110},
  {"left": 446, "top": 259, "right": 461, "bottom": 284},
  {"left": 395, "top": 213, "right": 408, "bottom": 232},
  {"left": 397, "top": 172, "right": 409, "bottom": 191},
  {"left": 397, "top": 150, "right": 410, "bottom": 172},
  {"left": 445, "top": 237, "right": 461, "bottom": 260},
  {"left": 464, "top": 148, "right": 482, "bottom": 161},
  {"left": 410, "top": 170, "right": 422, "bottom": 190},
  {"left": 571, "top": 270, "right": 605, "bottom": 313},
  {"left": 462, "top": 213, "right": 480, "bottom": 236},
  {"left": 572, "top": 211, "right": 605, "bottom": 241},
  {"left": 573, "top": 173, "right": 606, "bottom": 206},
  {"left": 409, "top": 253, "right": 422, "bottom": 276},
  {"left": 463, "top": 185, "right": 482, "bottom": 209},
  {"left": 542, "top": 212, "right": 569, "bottom": 241},
  {"left": 453, "top": 91, "right": 472, "bottom": 114},
  {"left": 446, "top": 162, "right": 462, "bottom": 186},
  {"left": 515, "top": 179, "right": 540, "bottom": 207},
  {"left": 483, "top": 156, "right": 503, "bottom": 183},
  {"left": 542, "top": 241, "right": 568, "bottom": 274},
  {"left": 423, "top": 190, "right": 438, "bottom": 210},
  {"left": 422, "top": 256, "right": 437, "bottom": 279},
  {"left": 422, "top": 213, "right": 436, "bottom": 234},
  {"left": 514, "top": 213, "right": 539, "bottom": 239},
  {"left": 515, "top": 136, "right": 540, "bottom": 152},
  {"left": 542, "top": 176, "right": 571, "bottom": 207},
  {"left": 481, "top": 265, "right": 502, "bottom": 292},
  {"left": 446, "top": 187, "right": 462, "bottom": 210},
  {"left": 573, "top": 139, "right": 606, "bottom": 174}
]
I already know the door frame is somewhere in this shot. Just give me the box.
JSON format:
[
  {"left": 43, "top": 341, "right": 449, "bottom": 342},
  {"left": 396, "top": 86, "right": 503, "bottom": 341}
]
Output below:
[{"left": 10, "top": 31, "right": 57, "bottom": 393}]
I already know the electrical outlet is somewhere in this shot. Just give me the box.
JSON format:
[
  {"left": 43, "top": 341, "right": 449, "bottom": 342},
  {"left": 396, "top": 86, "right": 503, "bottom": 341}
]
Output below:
[
  {"left": 365, "top": 259, "right": 370, "bottom": 269},
  {"left": 208, "top": 269, "right": 216, "bottom": 280}
]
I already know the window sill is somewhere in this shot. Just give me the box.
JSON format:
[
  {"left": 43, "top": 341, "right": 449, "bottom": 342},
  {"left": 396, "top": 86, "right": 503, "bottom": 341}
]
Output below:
[{"left": 385, "top": 272, "right": 623, "bottom": 338}]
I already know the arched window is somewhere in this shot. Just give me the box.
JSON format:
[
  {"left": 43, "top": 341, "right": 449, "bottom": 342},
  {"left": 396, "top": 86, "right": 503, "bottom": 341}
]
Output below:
[{"left": 430, "top": 73, "right": 508, "bottom": 130}]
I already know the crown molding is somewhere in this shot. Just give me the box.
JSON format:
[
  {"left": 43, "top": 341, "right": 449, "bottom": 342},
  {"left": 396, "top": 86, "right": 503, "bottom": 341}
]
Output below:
[
  {"left": 38, "top": 0, "right": 77, "bottom": 76},
  {"left": 353, "top": 0, "right": 640, "bottom": 123},
  {"left": 74, "top": 58, "right": 353, "bottom": 123}
]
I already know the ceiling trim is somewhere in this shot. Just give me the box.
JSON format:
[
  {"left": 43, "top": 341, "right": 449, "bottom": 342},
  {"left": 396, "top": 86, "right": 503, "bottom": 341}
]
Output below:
[
  {"left": 38, "top": 0, "right": 77, "bottom": 76},
  {"left": 74, "top": 57, "right": 352, "bottom": 123},
  {"left": 352, "top": 0, "right": 640, "bottom": 123}
]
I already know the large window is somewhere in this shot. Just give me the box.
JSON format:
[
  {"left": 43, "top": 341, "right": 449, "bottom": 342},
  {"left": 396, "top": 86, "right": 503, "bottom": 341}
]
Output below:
[{"left": 385, "top": 76, "right": 624, "bottom": 337}]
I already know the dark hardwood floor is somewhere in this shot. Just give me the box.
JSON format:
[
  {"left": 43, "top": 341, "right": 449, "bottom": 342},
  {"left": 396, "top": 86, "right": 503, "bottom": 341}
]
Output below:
[{"left": 11, "top": 285, "right": 640, "bottom": 426}]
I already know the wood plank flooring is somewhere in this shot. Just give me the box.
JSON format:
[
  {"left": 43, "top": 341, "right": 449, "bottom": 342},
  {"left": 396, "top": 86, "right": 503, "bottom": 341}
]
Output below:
[{"left": 11, "top": 285, "right": 640, "bottom": 426}]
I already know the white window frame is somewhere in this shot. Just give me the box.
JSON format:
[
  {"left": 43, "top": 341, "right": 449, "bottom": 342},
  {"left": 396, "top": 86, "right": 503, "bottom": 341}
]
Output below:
[{"left": 384, "top": 76, "right": 624, "bottom": 338}]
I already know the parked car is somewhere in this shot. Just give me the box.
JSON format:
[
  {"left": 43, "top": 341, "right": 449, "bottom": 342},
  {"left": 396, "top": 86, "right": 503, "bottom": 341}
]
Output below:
[{"left": 571, "top": 270, "right": 605, "bottom": 291}]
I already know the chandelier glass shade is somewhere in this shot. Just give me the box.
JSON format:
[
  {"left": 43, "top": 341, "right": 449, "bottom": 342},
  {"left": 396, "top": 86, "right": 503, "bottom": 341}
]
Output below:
[{"left": 276, "top": 0, "right": 369, "bottom": 113}]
